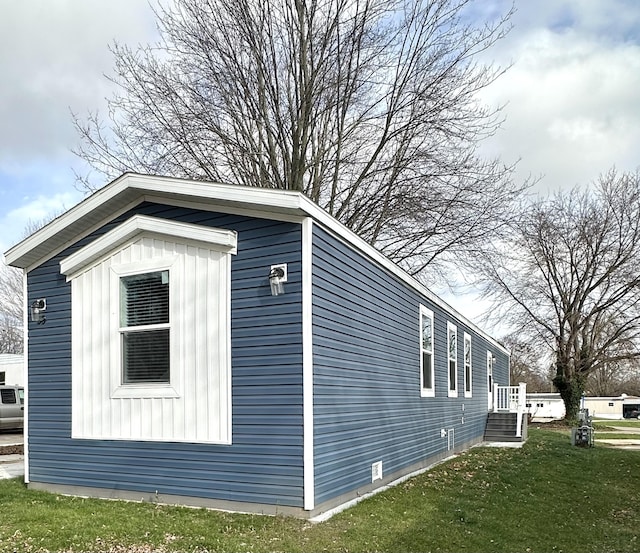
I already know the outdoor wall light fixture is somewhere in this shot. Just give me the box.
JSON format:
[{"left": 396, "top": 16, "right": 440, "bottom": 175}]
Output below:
[
  {"left": 269, "top": 264, "right": 287, "bottom": 296},
  {"left": 30, "top": 298, "right": 47, "bottom": 324}
]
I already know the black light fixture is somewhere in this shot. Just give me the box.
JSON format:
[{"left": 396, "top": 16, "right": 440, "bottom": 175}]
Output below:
[
  {"left": 269, "top": 264, "right": 287, "bottom": 296},
  {"left": 30, "top": 298, "right": 47, "bottom": 324}
]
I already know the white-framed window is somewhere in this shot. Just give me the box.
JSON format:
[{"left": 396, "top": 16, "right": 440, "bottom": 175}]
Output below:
[
  {"left": 120, "top": 269, "right": 170, "bottom": 385},
  {"left": 463, "top": 332, "right": 472, "bottom": 398},
  {"left": 61, "top": 214, "right": 237, "bottom": 444},
  {"left": 110, "top": 258, "right": 180, "bottom": 399},
  {"left": 447, "top": 322, "right": 458, "bottom": 397},
  {"left": 420, "top": 306, "right": 435, "bottom": 397}
]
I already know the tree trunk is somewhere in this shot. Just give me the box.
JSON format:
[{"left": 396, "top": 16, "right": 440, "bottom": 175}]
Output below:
[{"left": 553, "top": 373, "right": 585, "bottom": 422}]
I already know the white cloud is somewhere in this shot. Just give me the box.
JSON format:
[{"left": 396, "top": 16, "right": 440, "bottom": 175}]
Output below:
[
  {"left": 0, "top": 1, "right": 158, "bottom": 255},
  {"left": 0, "top": 0, "right": 158, "bottom": 163},
  {"left": 476, "top": 3, "right": 640, "bottom": 191},
  {"left": 0, "top": 188, "right": 83, "bottom": 255}
]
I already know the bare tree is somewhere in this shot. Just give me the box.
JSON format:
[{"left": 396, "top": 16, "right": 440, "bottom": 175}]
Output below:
[
  {"left": 586, "top": 357, "right": 640, "bottom": 396},
  {"left": 73, "top": 0, "right": 526, "bottom": 281},
  {"left": 475, "top": 170, "right": 640, "bottom": 420},
  {"left": 0, "top": 217, "right": 65, "bottom": 355},
  {"left": 501, "top": 333, "right": 553, "bottom": 392},
  {"left": 0, "top": 260, "right": 23, "bottom": 354},
  {"left": 618, "top": 370, "right": 640, "bottom": 397}
]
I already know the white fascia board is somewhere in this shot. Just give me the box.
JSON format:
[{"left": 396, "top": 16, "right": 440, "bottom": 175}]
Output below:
[
  {"left": 6, "top": 171, "right": 505, "bottom": 355},
  {"left": 60, "top": 214, "right": 237, "bottom": 280},
  {"left": 297, "top": 197, "right": 509, "bottom": 356},
  {"left": 127, "top": 173, "right": 306, "bottom": 212},
  {"left": 5, "top": 175, "right": 132, "bottom": 268},
  {"left": 142, "top": 195, "right": 308, "bottom": 225},
  {"left": 5, "top": 173, "right": 304, "bottom": 270}
]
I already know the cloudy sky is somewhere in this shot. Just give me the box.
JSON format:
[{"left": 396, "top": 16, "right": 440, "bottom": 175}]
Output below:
[{"left": 2, "top": 0, "right": 639, "bottom": 269}]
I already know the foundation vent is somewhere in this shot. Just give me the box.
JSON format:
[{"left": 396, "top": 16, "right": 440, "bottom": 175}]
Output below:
[{"left": 371, "top": 460, "right": 383, "bottom": 482}]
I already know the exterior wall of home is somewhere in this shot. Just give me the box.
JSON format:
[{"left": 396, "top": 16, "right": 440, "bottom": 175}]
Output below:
[
  {"left": 26, "top": 202, "right": 306, "bottom": 509},
  {"left": 526, "top": 393, "right": 565, "bottom": 420},
  {"left": 0, "top": 354, "right": 24, "bottom": 386},
  {"left": 582, "top": 397, "right": 625, "bottom": 419},
  {"left": 311, "top": 226, "right": 508, "bottom": 509}
]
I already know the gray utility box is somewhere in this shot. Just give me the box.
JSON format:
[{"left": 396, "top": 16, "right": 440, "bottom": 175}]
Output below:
[{"left": 571, "top": 408, "right": 594, "bottom": 447}]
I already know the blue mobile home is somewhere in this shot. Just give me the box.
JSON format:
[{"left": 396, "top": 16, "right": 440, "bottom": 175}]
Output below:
[{"left": 6, "top": 173, "right": 511, "bottom": 518}]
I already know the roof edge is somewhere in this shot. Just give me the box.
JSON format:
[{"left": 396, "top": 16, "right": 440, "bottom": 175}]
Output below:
[{"left": 5, "top": 172, "right": 508, "bottom": 355}]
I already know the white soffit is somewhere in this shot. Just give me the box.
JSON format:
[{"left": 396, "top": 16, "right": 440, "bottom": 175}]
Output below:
[{"left": 60, "top": 214, "right": 238, "bottom": 280}]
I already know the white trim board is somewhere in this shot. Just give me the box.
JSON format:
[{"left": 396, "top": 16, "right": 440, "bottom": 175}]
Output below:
[
  {"left": 302, "top": 217, "right": 315, "bottom": 511},
  {"left": 6, "top": 172, "right": 508, "bottom": 355}
]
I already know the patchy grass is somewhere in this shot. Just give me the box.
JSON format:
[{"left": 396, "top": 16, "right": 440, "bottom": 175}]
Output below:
[
  {"left": 0, "top": 429, "right": 639, "bottom": 552},
  {"left": 593, "top": 419, "right": 640, "bottom": 430},
  {"left": 595, "top": 433, "right": 640, "bottom": 440}
]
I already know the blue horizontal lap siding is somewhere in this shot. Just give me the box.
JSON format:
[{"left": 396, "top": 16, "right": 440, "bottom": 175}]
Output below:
[
  {"left": 27, "top": 202, "right": 305, "bottom": 508},
  {"left": 312, "top": 226, "right": 507, "bottom": 506}
]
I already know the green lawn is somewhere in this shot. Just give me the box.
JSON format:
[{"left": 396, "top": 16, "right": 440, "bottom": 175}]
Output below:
[
  {"left": 593, "top": 419, "right": 640, "bottom": 428},
  {"left": 595, "top": 433, "right": 640, "bottom": 440},
  {"left": 0, "top": 429, "right": 638, "bottom": 552}
]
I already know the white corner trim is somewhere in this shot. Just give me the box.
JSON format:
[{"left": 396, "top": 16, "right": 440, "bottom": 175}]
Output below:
[
  {"left": 302, "top": 217, "right": 315, "bottom": 511},
  {"left": 22, "top": 270, "right": 29, "bottom": 484},
  {"left": 60, "top": 214, "right": 237, "bottom": 279}
]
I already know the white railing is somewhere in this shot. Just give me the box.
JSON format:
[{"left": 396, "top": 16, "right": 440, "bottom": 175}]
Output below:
[{"left": 493, "top": 382, "right": 527, "bottom": 438}]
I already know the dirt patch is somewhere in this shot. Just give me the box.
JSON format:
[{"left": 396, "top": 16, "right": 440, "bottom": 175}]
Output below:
[{"left": 0, "top": 444, "right": 23, "bottom": 456}]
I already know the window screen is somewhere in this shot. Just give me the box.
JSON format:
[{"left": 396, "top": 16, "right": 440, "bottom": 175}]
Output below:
[{"left": 120, "top": 271, "right": 170, "bottom": 384}]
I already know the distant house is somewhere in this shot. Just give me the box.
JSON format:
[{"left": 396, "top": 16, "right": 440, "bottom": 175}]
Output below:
[
  {"left": 582, "top": 395, "right": 640, "bottom": 420},
  {"left": 6, "top": 173, "right": 515, "bottom": 519},
  {"left": 525, "top": 392, "right": 565, "bottom": 420},
  {"left": 0, "top": 354, "right": 24, "bottom": 386}
]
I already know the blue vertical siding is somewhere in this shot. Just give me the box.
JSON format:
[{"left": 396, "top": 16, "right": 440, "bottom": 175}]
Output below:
[
  {"left": 311, "top": 226, "right": 508, "bottom": 506},
  {"left": 27, "top": 202, "right": 305, "bottom": 508}
]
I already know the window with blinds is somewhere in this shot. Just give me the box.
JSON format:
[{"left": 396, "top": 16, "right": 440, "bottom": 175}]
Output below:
[{"left": 120, "top": 270, "right": 170, "bottom": 384}]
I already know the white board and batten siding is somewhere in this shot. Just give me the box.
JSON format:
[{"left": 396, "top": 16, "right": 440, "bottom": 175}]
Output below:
[{"left": 61, "top": 217, "right": 236, "bottom": 445}]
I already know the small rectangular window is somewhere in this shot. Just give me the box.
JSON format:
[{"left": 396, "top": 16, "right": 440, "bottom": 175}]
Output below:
[
  {"left": 0, "top": 372, "right": 5, "bottom": 385},
  {"left": 447, "top": 323, "right": 457, "bottom": 397},
  {"left": 463, "top": 332, "right": 472, "bottom": 397},
  {"left": 120, "top": 270, "right": 170, "bottom": 384},
  {"left": 420, "top": 306, "right": 434, "bottom": 397},
  {"left": 0, "top": 389, "right": 16, "bottom": 404}
]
